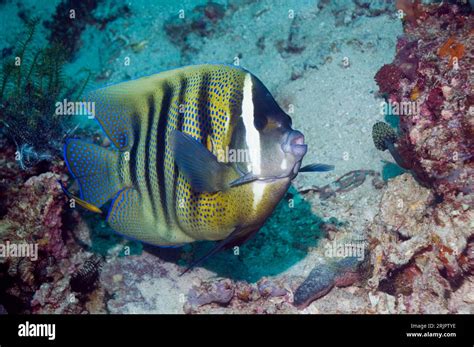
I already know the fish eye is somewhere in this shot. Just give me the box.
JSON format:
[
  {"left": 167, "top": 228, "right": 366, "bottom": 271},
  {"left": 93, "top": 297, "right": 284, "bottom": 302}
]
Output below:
[
  {"left": 267, "top": 113, "right": 292, "bottom": 131},
  {"left": 253, "top": 113, "right": 268, "bottom": 130}
]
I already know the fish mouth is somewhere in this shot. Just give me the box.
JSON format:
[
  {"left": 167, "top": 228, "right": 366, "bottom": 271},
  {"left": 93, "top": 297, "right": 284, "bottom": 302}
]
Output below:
[{"left": 282, "top": 130, "right": 308, "bottom": 159}]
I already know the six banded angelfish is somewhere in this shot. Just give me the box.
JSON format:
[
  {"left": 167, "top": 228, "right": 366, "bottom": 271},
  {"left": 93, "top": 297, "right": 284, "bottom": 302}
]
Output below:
[{"left": 61, "top": 64, "right": 333, "bottom": 271}]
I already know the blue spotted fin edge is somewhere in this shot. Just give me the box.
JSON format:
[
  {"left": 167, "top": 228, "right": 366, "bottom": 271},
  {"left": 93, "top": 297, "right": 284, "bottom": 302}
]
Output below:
[
  {"left": 170, "top": 130, "right": 234, "bottom": 193},
  {"left": 107, "top": 187, "right": 143, "bottom": 238},
  {"left": 85, "top": 88, "right": 136, "bottom": 151}
]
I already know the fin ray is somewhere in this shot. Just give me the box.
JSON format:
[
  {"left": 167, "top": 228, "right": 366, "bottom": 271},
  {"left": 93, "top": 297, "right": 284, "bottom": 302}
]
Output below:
[
  {"left": 64, "top": 139, "right": 122, "bottom": 207},
  {"left": 299, "top": 163, "right": 335, "bottom": 172}
]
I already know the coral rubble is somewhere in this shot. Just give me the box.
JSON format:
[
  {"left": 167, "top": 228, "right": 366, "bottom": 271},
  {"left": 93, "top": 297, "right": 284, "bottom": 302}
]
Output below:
[
  {"left": 164, "top": 1, "right": 227, "bottom": 59},
  {"left": 369, "top": 3, "right": 473, "bottom": 313},
  {"left": 184, "top": 276, "right": 296, "bottom": 314},
  {"left": 0, "top": 139, "right": 105, "bottom": 313},
  {"left": 367, "top": 174, "right": 473, "bottom": 313}
]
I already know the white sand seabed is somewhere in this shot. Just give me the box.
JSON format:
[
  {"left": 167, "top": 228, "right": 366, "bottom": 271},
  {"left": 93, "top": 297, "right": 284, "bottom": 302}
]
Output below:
[{"left": 136, "top": 1, "right": 402, "bottom": 188}]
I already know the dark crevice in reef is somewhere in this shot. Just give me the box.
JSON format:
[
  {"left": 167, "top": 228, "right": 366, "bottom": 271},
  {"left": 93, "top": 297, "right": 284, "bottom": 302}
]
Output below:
[
  {"left": 44, "top": 0, "right": 131, "bottom": 61},
  {"left": 163, "top": 2, "right": 227, "bottom": 61},
  {"left": 378, "top": 259, "right": 422, "bottom": 297},
  {"left": 45, "top": 0, "right": 100, "bottom": 61},
  {"left": 0, "top": 263, "right": 29, "bottom": 314},
  {"left": 438, "top": 266, "right": 464, "bottom": 293}
]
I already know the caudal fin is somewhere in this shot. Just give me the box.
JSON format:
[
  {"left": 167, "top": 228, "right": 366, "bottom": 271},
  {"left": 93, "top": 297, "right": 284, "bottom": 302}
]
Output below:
[{"left": 64, "top": 139, "right": 122, "bottom": 208}]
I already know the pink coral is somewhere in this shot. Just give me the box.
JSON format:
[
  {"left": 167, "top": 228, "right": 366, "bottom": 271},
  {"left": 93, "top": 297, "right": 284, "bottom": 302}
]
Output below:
[
  {"left": 0, "top": 142, "right": 94, "bottom": 313},
  {"left": 426, "top": 87, "right": 444, "bottom": 116},
  {"left": 8, "top": 172, "right": 68, "bottom": 259},
  {"left": 374, "top": 2, "right": 473, "bottom": 198},
  {"left": 374, "top": 64, "right": 403, "bottom": 95}
]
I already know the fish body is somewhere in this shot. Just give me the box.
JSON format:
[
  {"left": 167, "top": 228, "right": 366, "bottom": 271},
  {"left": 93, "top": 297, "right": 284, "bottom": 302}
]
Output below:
[{"left": 64, "top": 64, "right": 331, "bottom": 248}]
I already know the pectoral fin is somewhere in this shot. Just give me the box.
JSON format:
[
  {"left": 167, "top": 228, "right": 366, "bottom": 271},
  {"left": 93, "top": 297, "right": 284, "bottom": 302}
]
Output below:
[
  {"left": 299, "top": 163, "right": 335, "bottom": 172},
  {"left": 170, "top": 130, "right": 232, "bottom": 193},
  {"left": 228, "top": 172, "right": 259, "bottom": 187}
]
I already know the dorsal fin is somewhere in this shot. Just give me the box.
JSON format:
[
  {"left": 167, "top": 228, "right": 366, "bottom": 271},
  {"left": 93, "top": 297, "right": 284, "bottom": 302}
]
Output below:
[
  {"left": 85, "top": 75, "right": 163, "bottom": 151},
  {"left": 84, "top": 65, "right": 243, "bottom": 152}
]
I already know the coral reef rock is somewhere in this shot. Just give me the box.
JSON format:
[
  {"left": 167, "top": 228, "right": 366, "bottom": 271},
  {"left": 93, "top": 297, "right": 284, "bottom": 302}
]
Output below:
[
  {"left": 368, "top": 174, "right": 473, "bottom": 313},
  {"left": 374, "top": 2, "right": 473, "bottom": 198}
]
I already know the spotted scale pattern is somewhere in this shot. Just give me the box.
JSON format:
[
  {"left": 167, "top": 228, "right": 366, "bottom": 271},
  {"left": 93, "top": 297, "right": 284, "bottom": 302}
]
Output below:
[
  {"left": 66, "top": 64, "right": 285, "bottom": 246},
  {"left": 162, "top": 66, "right": 246, "bottom": 241}
]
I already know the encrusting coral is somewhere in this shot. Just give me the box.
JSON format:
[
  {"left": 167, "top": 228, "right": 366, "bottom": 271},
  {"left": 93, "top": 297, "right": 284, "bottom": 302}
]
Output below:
[
  {"left": 367, "top": 174, "right": 473, "bottom": 313},
  {"left": 373, "top": 2, "right": 473, "bottom": 199},
  {"left": 0, "top": 138, "right": 106, "bottom": 313},
  {"left": 366, "top": 1, "right": 473, "bottom": 314},
  {"left": 438, "top": 36, "right": 465, "bottom": 67}
]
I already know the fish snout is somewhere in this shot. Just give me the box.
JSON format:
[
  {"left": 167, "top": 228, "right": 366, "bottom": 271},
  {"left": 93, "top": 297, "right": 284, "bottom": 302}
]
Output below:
[{"left": 283, "top": 130, "right": 307, "bottom": 159}]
